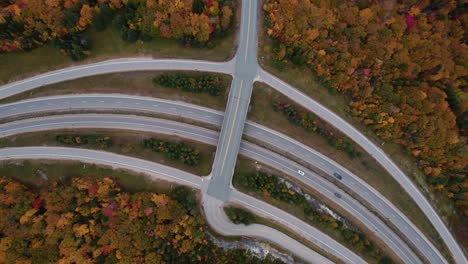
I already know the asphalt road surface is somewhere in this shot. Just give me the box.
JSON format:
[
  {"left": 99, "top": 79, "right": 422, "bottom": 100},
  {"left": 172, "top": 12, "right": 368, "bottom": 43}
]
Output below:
[
  {"left": 0, "top": 114, "right": 423, "bottom": 264},
  {"left": 0, "top": 146, "right": 338, "bottom": 264},
  {"left": 207, "top": 0, "right": 259, "bottom": 201},
  {"left": 0, "top": 0, "right": 464, "bottom": 261},
  {"left": 258, "top": 69, "right": 465, "bottom": 264},
  {"left": 0, "top": 97, "right": 446, "bottom": 263},
  {"left": 204, "top": 195, "right": 337, "bottom": 264},
  {"left": 0, "top": 58, "right": 234, "bottom": 100}
]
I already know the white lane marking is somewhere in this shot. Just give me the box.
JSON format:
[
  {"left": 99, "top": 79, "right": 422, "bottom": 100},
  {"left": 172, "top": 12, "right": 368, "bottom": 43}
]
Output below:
[{"left": 244, "top": 0, "right": 252, "bottom": 62}]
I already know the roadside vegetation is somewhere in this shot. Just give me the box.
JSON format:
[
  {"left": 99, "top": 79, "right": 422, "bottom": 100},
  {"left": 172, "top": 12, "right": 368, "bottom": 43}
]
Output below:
[
  {"left": 0, "top": 71, "right": 231, "bottom": 111},
  {"left": 0, "top": 129, "right": 214, "bottom": 176},
  {"left": 260, "top": 1, "right": 467, "bottom": 247},
  {"left": 0, "top": 172, "right": 284, "bottom": 263},
  {"left": 223, "top": 201, "right": 345, "bottom": 264},
  {"left": 224, "top": 207, "right": 256, "bottom": 225},
  {"left": 249, "top": 83, "right": 445, "bottom": 254},
  {"left": 154, "top": 73, "right": 226, "bottom": 97},
  {"left": 0, "top": 0, "right": 237, "bottom": 84},
  {"left": 233, "top": 169, "right": 392, "bottom": 264},
  {"left": 142, "top": 137, "right": 201, "bottom": 167},
  {"left": 272, "top": 100, "right": 360, "bottom": 159},
  {"left": 56, "top": 134, "right": 113, "bottom": 148}
]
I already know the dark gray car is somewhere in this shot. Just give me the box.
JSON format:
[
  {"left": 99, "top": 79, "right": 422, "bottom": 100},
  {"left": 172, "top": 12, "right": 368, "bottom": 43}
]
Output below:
[{"left": 333, "top": 172, "right": 343, "bottom": 180}]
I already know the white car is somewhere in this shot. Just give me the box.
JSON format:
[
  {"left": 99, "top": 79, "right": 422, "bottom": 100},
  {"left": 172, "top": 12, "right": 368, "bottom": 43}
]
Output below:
[{"left": 297, "top": 170, "right": 305, "bottom": 176}]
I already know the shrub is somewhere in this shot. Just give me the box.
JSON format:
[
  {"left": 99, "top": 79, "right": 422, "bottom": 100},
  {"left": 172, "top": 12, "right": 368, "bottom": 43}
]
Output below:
[
  {"left": 225, "top": 207, "right": 256, "bottom": 225},
  {"left": 154, "top": 73, "right": 225, "bottom": 96},
  {"left": 142, "top": 138, "right": 200, "bottom": 166}
]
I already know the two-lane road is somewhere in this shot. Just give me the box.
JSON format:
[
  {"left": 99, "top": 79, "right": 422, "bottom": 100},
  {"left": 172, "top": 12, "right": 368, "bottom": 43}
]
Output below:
[{"left": 208, "top": 0, "right": 259, "bottom": 201}]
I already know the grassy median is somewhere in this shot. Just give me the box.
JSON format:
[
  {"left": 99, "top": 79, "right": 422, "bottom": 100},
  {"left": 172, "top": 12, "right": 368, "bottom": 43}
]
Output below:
[
  {"left": 0, "top": 71, "right": 231, "bottom": 111},
  {"left": 0, "top": 129, "right": 215, "bottom": 176}
]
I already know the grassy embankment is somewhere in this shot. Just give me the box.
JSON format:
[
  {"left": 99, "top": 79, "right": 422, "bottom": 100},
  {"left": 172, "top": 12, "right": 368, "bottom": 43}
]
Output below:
[{"left": 224, "top": 205, "right": 345, "bottom": 264}]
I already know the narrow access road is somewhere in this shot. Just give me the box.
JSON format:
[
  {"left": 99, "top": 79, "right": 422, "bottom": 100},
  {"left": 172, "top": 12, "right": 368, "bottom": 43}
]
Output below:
[{"left": 203, "top": 195, "right": 335, "bottom": 264}]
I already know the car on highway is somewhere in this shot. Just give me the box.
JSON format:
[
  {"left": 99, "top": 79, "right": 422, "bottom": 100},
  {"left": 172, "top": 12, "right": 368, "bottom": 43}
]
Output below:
[
  {"left": 334, "top": 192, "right": 342, "bottom": 198},
  {"left": 333, "top": 172, "right": 343, "bottom": 180},
  {"left": 297, "top": 170, "right": 305, "bottom": 176}
]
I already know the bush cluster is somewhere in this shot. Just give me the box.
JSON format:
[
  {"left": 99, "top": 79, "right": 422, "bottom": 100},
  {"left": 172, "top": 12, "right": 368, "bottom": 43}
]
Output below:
[
  {"left": 224, "top": 207, "right": 256, "bottom": 225},
  {"left": 53, "top": 33, "right": 90, "bottom": 61},
  {"left": 142, "top": 138, "right": 200, "bottom": 166},
  {"left": 56, "top": 134, "right": 113, "bottom": 148},
  {"left": 154, "top": 73, "right": 225, "bottom": 96},
  {"left": 273, "top": 101, "right": 360, "bottom": 159}
]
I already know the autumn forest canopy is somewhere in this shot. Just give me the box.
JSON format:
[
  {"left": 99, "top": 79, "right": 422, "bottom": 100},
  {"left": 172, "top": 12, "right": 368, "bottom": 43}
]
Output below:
[
  {"left": 0, "top": 176, "right": 284, "bottom": 263},
  {"left": 263, "top": 0, "right": 467, "bottom": 217},
  {"left": 0, "top": 0, "right": 235, "bottom": 60}
]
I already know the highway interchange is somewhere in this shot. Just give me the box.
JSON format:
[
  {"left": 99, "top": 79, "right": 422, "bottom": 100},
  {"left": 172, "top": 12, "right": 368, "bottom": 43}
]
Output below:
[
  {"left": 0, "top": 1, "right": 465, "bottom": 264},
  {"left": 0, "top": 97, "right": 447, "bottom": 263}
]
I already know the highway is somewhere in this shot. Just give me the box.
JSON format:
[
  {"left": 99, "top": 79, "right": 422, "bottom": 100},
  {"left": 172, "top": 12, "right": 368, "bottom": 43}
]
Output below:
[
  {"left": 0, "top": 114, "right": 422, "bottom": 264},
  {"left": 0, "top": 146, "right": 339, "bottom": 264},
  {"left": 207, "top": 0, "right": 258, "bottom": 201},
  {"left": 0, "top": 46, "right": 460, "bottom": 264},
  {"left": 0, "top": 96, "right": 445, "bottom": 263},
  {"left": 0, "top": 0, "right": 464, "bottom": 262},
  {"left": 257, "top": 69, "right": 466, "bottom": 264},
  {"left": 0, "top": 29, "right": 462, "bottom": 264}
]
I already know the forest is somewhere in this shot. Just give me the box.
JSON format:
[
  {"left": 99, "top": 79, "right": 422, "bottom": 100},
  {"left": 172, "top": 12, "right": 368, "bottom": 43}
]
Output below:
[
  {"left": 0, "top": 176, "right": 285, "bottom": 263},
  {"left": 263, "top": 0, "right": 467, "bottom": 217},
  {"left": 0, "top": 0, "right": 235, "bottom": 59}
]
